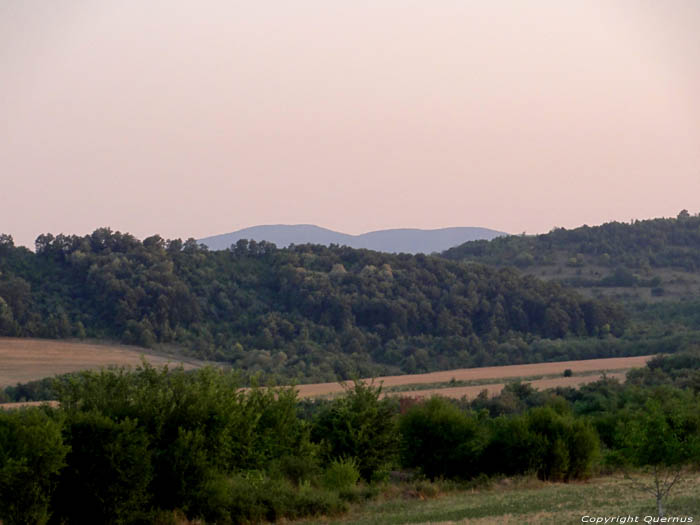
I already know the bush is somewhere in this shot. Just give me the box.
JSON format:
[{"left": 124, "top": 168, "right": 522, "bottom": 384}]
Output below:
[
  {"left": 399, "top": 397, "right": 486, "bottom": 479},
  {"left": 228, "top": 474, "right": 346, "bottom": 523},
  {"left": 312, "top": 381, "right": 398, "bottom": 481},
  {"left": 322, "top": 457, "right": 360, "bottom": 491},
  {"left": 0, "top": 408, "right": 68, "bottom": 525},
  {"left": 526, "top": 406, "right": 599, "bottom": 481},
  {"left": 272, "top": 453, "right": 321, "bottom": 486},
  {"left": 52, "top": 411, "right": 152, "bottom": 525}
]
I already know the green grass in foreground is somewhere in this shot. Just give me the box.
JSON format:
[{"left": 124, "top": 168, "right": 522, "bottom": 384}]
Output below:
[{"left": 293, "top": 473, "right": 700, "bottom": 525}]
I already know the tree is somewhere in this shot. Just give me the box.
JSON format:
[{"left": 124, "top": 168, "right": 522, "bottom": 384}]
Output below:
[
  {"left": 52, "top": 413, "right": 152, "bottom": 524},
  {"left": 0, "top": 408, "right": 68, "bottom": 525},
  {"left": 312, "top": 380, "right": 398, "bottom": 481},
  {"left": 399, "top": 397, "right": 485, "bottom": 479},
  {"left": 616, "top": 397, "right": 700, "bottom": 517}
]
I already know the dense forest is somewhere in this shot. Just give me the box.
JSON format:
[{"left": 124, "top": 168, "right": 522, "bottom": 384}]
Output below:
[
  {"left": 0, "top": 229, "right": 628, "bottom": 381},
  {"left": 442, "top": 211, "right": 700, "bottom": 273},
  {"left": 1, "top": 351, "right": 698, "bottom": 524}
]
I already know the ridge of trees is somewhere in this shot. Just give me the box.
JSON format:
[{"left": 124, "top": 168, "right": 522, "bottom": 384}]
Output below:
[
  {"left": 0, "top": 229, "right": 626, "bottom": 381},
  {"left": 442, "top": 211, "right": 700, "bottom": 275}
]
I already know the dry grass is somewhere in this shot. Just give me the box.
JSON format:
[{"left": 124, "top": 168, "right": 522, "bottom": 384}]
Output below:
[
  {"left": 0, "top": 337, "right": 207, "bottom": 388},
  {"left": 295, "top": 355, "right": 653, "bottom": 399}
]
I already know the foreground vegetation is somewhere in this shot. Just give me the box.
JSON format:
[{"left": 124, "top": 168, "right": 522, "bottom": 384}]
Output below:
[{"left": 0, "top": 350, "right": 698, "bottom": 524}]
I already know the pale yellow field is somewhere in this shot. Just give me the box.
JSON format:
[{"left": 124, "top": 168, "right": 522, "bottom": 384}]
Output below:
[
  {"left": 295, "top": 355, "right": 654, "bottom": 399},
  {"left": 0, "top": 337, "right": 206, "bottom": 388}
]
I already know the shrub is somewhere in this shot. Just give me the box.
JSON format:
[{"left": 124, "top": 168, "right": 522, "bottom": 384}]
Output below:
[
  {"left": 312, "top": 381, "right": 398, "bottom": 481},
  {"left": 526, "top": 406, "right": 599, "bottom": 481},
  {"left": 399, "top": 397, "right": 486, "bottom": 479},
  {"left": 228, "top": 474, "right": 346, "bottom": 523},
  {"left": 0, "top": 408, "right": 68, "bottom": 525},
  {"left": 322, "top": 457, "right": 360, "bottom": 491},
  {"left": 52, "top": 411, "right": 152, "bottom": 525}
]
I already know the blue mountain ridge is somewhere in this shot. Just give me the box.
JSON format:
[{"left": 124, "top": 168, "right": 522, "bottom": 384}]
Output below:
[{"left": 198, "top": 224, "right": 507, "bottom": 254}]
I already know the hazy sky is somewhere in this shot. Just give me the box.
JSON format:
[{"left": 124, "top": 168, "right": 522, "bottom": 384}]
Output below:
[{"left": 2, "top": 1, "right": 700, "bottom": 248}]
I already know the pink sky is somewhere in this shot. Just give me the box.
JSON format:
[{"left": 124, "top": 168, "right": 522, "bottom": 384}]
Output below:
[{"left": 2, "top": 1, "right": 699, "bottom": 248}]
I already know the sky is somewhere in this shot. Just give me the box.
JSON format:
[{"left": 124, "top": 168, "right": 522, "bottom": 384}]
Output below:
[{"left": 2, "top": 1, "right": 700, "bottom": 248}]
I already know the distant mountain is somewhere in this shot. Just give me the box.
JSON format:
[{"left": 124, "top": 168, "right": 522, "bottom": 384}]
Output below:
[{"left": 198, "top": 225, "right": 507, "bottom": 254}]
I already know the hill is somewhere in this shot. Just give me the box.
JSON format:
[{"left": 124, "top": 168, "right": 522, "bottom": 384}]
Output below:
[
  {"left": 198, "top": 225, "right": 506, "bottom": 253},
  {"left": 442, "top": 211, "right": 700, "bottom": 303},
  {"left": 0, "top": 229, "right": 627, "bottom": 382}
]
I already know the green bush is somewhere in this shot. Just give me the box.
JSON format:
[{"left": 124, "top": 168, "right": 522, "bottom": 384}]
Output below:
[
  {"left": 272, "top": 453, "right": 321, "bottom": 486},
  {"left": 228, "top": 473, "right": 346, "bottom": 523},
  {"left": 312, "top": 381, "right": 398, "bottom": 481},
  {"left": 322, "top": 457, "right": 360, "bottom": 491},
  {"left": 0, "top": 408, "right": 68, "bottom": 525},
  {"left": 399, "top": 397, "right": 486, "bottom": 479},
  {"left": 52, "top": 412, "right": 152, "bottom": 525},
  {"left": 526, "top": 406, "right": 599, "bottom": 481}
]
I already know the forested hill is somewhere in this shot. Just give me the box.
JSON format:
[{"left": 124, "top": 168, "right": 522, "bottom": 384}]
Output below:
[
  {"left": 441, "top": 212, "right": 700, "bottom": 301},
  {"left": 0, "top": 230, "right": 626, "bottom": 381}
]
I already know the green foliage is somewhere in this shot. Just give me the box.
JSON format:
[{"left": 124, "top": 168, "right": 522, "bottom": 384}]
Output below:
[
  {"left": 322, "top": 457, "right": 361, "bottom": 491},
  {"left": 0, "top": 228, "right": 626, "bottom": 381},
  {"left": 312, "top": 381, "right": 399, "bottom": 481},
  {"left": 613, "top": 395, "right": 700, "bottom": 517},
  {"left": 443, "top": 213, "right": 700, "bottom": 274},
  {"left": 615, "top": 397, "right": 700, "bottom": 470},
  {"left": 228, "top": 473, "right": 346, "bottom": 524},
  {"left": 0, "top": 408, "right": 68, "bottom": 525},
  {"left": 525, "top": 406, "right": 599, "bottom": 481},
  {"left": 399, "top": 397, "right": 486, "bottom": 479},
  {"left": 54, "top": 363, "right": 315, "bottom": 520},
  {"left": 52, "top": 412, "right": 152, "bottom": 525}
]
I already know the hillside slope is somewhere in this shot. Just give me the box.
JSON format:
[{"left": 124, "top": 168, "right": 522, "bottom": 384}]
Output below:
[{"left": 442, "top": 212, "right": 700, "bottom": 302}]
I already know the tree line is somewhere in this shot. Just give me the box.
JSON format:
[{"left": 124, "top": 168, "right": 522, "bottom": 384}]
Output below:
[{"left": 0, "top": 229, "right": 627, "bottom": 382}]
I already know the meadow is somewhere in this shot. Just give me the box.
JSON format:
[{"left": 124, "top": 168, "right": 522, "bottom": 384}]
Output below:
[{"left": 293, "top": 473, "right": 700, "bottom": 525}]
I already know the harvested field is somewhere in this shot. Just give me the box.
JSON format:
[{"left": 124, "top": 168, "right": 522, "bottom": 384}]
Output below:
[
  {"left": 295, "top": 355, "right": 654, "bottom": 399},
  {"left": 0, "top": 337, "right": 207, "bottom": 388},
  {"left": 397, "top": 371, "right": 628, "bottom": 400}
]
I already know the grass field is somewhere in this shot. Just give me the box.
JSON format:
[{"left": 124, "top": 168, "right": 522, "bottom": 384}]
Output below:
[
  {"left": 0, "top": 337, "right": 206, "bottom": 388},
  {"left": 293, "top": 473, "right": 700, "bottom": 525},
  {"left": 295, "top": 355, "right": 653, "bottom": 400}
]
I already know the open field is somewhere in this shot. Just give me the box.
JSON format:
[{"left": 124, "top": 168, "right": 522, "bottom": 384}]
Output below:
[
  {"left": 295, "top": 355, "right": 654, "bottom": 399},
  {"left": 0, "top": 337, "right": 207, "bottom": 388},
  {"left": 294, "top": 472, "right": 700, "bottom": 525},
  {"left": 393, "top": 371, "right": 628, "bottom": 400}
]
